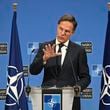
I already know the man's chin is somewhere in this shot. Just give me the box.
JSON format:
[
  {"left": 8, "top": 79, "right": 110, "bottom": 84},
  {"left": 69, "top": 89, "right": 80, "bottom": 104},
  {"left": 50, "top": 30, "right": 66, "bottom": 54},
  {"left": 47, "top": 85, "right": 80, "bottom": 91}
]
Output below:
[
  {"left": 58, "top": 39, "right": 65, "bottom": 43},
  {"left": 57, "top": 37, "right": 66, "bottom": 43}
]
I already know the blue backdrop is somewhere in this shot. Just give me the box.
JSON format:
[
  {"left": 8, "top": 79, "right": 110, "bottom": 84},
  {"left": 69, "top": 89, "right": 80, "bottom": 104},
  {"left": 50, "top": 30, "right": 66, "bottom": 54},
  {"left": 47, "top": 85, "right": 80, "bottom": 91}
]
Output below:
[{"left": 0, "top": 0, "right": 109, "bottom": 110}]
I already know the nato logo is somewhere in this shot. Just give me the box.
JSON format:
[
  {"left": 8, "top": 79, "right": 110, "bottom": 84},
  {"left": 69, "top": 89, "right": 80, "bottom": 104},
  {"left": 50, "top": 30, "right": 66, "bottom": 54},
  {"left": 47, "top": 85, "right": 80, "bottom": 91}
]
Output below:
[
  {"left": 100, "top": 65, "right": 110, "bottom": 105},
  {"left": 92, "top": 64, "right": 102, "bottom": 77},
  {"left": 43, "top": 94, "right": 61, "bottom": 110},
  {"left": 5, "top": 66, "right": 23, "bottom": 106}
]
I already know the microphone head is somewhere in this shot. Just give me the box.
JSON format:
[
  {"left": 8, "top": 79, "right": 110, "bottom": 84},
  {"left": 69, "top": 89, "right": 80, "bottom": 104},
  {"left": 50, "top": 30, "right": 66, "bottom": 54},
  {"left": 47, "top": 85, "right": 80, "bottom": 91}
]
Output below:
[
  {"left": 31, "top": 49, "right": 35, "bottom": 53},
  {"left": 26, "top": 85, "right": 31, "bottom": 96},
  {"left": 31, "top": 48, "right": 38, "bottom": 54},
  {"left": 73, "top": 85, "right": 81, "bottom": 97}
]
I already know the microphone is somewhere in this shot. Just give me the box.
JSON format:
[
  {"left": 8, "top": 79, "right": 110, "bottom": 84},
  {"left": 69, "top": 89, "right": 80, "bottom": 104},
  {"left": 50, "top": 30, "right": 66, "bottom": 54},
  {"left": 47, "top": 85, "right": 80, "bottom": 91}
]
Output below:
[
  {"left": 73, "top": 85, "right": 81, "bottom": 97},
  {"left": 26, "top": 48, "right": 36, "bottom": 97},
  {"left": 26, "top": 85, "right": 31, "bottom": 97},
  {"left": 66, "top": 47, "right": 81, "bottom": 97},
  {"left": 31, "top": 48, "right": 35, "bottom": 53},
  {"left": 66, "top": 47, "right": 77, "bottom": 83}
]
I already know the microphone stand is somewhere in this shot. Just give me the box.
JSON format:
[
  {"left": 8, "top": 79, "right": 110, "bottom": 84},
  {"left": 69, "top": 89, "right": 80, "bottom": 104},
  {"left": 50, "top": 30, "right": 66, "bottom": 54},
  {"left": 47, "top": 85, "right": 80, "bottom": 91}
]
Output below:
[
  {"left": 66, "top": 47, "right": 81, "bottom": 97},
  {"left": 26, "top": 49, "right": 35, "bottom": 98}
]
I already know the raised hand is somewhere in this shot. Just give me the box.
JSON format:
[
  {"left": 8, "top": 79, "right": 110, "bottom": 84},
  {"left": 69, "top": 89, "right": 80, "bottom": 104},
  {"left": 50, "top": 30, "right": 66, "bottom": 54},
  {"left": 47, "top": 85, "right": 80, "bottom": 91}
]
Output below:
[{"left": 43, "top": 44, "right": 61, "bottom": 62}]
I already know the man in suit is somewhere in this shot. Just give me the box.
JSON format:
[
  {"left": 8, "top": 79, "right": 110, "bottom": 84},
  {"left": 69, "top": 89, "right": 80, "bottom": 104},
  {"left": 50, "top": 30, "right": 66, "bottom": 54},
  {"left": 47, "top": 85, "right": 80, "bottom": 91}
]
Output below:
[{"left": 30, "top": 14, "right": 91, "bottom": 110}]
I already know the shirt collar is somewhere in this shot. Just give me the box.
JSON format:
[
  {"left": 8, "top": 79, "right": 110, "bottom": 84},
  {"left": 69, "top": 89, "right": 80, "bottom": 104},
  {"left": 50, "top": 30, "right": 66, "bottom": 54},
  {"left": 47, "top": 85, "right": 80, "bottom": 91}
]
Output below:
[{"left": 56, "top": 38, "right": 69, "bottom": 47}]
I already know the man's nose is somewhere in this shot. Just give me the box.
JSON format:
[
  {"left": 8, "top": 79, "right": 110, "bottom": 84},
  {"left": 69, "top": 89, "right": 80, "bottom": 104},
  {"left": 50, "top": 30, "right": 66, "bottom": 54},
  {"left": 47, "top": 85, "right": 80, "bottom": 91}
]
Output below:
[{"left": 61, "top": 30, "right": 66, "bottom": 35}]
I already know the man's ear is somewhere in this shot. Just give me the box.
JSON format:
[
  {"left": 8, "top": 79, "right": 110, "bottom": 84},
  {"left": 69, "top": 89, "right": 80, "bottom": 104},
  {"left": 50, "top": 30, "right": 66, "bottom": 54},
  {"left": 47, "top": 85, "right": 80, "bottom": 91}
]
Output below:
[{"left": 71, "top": 30, "right": 75, "bottom": 35}]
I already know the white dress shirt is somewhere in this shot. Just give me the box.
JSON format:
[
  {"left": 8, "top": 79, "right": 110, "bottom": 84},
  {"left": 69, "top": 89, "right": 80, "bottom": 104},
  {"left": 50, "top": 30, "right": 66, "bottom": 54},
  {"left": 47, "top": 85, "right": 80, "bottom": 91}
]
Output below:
[{"left": 55, "top": 39, "right": 69, "bottom": 65}]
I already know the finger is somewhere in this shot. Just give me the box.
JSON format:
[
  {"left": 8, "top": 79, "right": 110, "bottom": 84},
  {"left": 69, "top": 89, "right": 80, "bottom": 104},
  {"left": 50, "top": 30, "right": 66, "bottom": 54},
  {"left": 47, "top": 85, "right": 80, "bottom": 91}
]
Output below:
[
  {"left": 45, "top": 44, "right": 50, "bottom": 52},
  {"left": 47, "top": 44, "right": 55, "bottom": 53},
  {"left": 43, "top": 48, "right": 47, "bottom": 55},
  {"left": 45, "top": 44, "right": 52, "bottom": 51},
  {"left": 43, "top": 48, "right": 45, "bottom": 52},
  {"left": 48, "top": 44, "right": 52, "bottom": 51},
  {"left": 45, "top": 45, "right": 48, "bottom": 50},
  {"left": 43, "top": 48, "right": 49, "bottom": 54},
  {"left": 50, "top": 44, "right": 55, "bottom": 53},
  {"left": 52, "top": 44, "right": 56, "bottom": 49},
  {"left": 51, "top": 53, "right": 62, "bottom": 58},
  {"left": 52, "top": 44, "right": 56, "bottom": 52},
  {"left": 56, "top": 52, "right": 62, "bottom": 56}
]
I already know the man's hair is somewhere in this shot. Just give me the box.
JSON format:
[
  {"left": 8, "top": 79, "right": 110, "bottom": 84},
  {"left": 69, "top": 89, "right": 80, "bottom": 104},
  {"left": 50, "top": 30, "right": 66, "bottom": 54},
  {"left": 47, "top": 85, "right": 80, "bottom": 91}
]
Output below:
[{"left": 58, "top": 14, "right": 77, "bottom": 31}]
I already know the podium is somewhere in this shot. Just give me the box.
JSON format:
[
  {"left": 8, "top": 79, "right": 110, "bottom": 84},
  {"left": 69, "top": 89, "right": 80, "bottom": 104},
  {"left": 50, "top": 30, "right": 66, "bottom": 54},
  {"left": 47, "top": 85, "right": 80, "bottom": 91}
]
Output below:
[{"left": 29, "top": 87, "right": 74, "bottom": 110}]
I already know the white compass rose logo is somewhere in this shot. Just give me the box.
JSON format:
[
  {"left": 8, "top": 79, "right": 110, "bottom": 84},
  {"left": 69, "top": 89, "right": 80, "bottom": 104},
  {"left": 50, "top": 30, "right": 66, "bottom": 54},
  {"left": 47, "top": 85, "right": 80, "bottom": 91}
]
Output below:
[
  {"left": 100, "top": 65, "right": 110, "bottom": 105},
  {"left": 5, "top": 66, "right": 24, "bottom": 106},
  {"left": 47, "top": 98, "right": 57, "bottom": 109}
]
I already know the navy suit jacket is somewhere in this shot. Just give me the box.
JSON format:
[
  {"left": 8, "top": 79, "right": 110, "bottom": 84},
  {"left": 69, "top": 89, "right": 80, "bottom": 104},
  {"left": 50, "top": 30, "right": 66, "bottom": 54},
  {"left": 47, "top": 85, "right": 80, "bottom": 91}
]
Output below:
[{"left": 30, "top": 39, "right": 91, "bottom": 110}]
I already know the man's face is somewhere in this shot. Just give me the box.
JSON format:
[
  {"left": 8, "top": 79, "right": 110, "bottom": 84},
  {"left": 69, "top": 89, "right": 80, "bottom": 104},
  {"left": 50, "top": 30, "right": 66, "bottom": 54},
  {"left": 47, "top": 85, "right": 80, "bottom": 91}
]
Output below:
[{"left": 56, "top": 21, "right": 74, "bottom": 43}]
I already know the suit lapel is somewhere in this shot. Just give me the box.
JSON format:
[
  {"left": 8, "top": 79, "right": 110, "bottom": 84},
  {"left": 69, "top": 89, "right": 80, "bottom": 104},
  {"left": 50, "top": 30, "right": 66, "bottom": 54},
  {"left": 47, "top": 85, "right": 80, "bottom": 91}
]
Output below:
[{"left": 61, "top": 41, "right": 75, "bottom": 70}]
